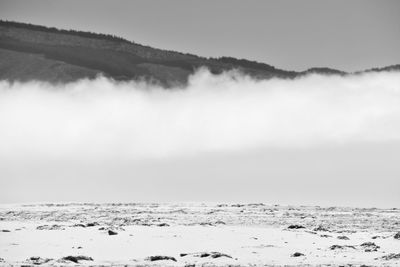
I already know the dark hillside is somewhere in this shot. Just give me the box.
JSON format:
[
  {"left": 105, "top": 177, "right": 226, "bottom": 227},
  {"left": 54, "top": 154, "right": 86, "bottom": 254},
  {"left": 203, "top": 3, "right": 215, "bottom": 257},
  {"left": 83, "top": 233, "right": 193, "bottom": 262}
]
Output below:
[{"left": 0, "top": 20, "right": 398, "bottom": 86}]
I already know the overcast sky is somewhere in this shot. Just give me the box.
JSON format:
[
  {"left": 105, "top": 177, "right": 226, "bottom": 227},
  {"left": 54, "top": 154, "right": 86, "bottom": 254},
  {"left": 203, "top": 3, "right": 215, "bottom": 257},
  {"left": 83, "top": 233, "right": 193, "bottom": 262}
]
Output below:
[{"left": 1, "top": 0, "right": 399, "bottom": 71}]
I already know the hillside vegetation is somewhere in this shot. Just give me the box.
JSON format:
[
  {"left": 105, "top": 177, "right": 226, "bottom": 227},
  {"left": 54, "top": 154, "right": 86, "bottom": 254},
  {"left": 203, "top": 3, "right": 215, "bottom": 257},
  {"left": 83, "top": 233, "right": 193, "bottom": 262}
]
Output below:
[{"left": 0, "top": 20, "right": 399, "bottom": 86}]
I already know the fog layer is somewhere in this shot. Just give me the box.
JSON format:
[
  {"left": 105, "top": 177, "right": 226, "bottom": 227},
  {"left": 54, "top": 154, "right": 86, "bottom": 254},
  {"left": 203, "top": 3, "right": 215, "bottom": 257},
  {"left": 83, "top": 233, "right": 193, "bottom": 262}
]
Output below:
[
  {"left": 1, "top": 70, "right": 400, "bottom": 207},
  {"left": 1, "top": 69, "right": 400, "bottom": 160}
]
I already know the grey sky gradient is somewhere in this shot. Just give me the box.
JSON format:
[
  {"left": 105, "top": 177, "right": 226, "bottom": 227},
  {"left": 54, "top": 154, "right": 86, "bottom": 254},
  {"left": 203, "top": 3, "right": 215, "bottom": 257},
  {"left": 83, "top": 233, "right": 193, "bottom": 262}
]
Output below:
[
  {"left": 1, "top": 0, "right": 399, "bottom": 71},
  {"left": 1, "top": 144, "right": 400, "bottom": 208}
]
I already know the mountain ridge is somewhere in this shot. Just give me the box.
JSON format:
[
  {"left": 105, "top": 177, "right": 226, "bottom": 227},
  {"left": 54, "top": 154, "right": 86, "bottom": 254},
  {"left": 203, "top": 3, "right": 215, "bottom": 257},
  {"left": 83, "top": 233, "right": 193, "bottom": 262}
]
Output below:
[{"left": 0, "top": 20, "right": 399, "bottom": 86}]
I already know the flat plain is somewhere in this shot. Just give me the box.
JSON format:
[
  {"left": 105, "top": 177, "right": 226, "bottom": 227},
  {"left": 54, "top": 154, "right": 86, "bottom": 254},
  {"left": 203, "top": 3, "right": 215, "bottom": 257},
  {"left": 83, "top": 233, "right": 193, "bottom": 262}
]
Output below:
[{"left": 0, "top": 203, "right": 399, "bottom": 266}]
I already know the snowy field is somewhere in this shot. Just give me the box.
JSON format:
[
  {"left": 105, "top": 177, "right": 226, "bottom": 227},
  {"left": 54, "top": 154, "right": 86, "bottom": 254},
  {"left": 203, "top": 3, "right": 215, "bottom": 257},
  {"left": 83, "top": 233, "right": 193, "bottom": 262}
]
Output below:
[{"left": 0, "top": 203, "right": 399, "bottom": 266}]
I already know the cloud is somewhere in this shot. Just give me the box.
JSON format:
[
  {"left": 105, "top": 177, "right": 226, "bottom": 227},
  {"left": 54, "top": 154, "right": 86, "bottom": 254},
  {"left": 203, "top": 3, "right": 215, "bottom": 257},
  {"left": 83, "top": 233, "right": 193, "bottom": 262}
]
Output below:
[{"left": 1, "top": 69, "right": 400, "bottom": 160}]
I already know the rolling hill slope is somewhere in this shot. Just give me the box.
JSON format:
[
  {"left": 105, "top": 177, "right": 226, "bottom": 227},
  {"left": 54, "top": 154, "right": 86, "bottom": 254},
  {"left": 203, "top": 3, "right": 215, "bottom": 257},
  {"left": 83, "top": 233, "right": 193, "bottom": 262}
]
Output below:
[{"left": 0, "top": 20, "right": 399, "bottom": 86}]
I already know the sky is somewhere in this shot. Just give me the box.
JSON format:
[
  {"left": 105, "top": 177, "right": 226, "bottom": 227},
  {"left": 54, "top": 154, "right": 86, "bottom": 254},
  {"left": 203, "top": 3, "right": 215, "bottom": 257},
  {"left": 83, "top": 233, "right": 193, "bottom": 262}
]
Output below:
[
  {"left": 0, "top": 0, "right": 400, "bottom": 71},
  {"left": 0, "top": 1, "right": 400, "bottom": 208}
]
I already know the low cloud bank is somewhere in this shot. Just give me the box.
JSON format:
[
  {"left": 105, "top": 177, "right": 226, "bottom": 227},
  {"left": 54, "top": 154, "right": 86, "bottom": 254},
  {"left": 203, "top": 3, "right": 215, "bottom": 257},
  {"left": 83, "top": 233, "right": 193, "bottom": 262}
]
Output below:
[{"left": 1, "top": 69, "right": 400, "bottom": 160}]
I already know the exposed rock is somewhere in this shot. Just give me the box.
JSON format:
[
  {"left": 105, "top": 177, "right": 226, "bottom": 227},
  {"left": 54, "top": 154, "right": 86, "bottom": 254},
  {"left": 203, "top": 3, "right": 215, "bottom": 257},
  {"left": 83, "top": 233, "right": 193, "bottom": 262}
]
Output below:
[
  {"left": 394, "top": 232, "right": 400, "bottom": 239},
  {"left": 1, "top": 229, "right": 11, "bottom": 232},
  {"left": 180, "top": 251, "right": 232, "bottom": 259},
  {"left": 320, "top": 234, "right": 332, "bottom": 238},
  {"left": 337, "top": 235, "right": 350, "bottom": 240},
  {"left": 329, "top": 245, "right": 356, "bottom": 250},
  {"left": 379, "top": 253, "right": 400, "bottom": 260},
  {"left": 99, "top": 225, "right": 124, "bottom": 232},
  {"left": 145, "top": 255, "right": 177, "bottom": 262},
  {"left": 199, "top": 222, "right": 215, "bottom": 226},
  {"left": 36, "top": 224, "right": 64, "bottom": 230},
  {"left": 157, "top": 223, "right": 169, "bottom": 227},
  {"left": 108, "top": 230, "right": 118, "bottom": 235},
  {"left": 0, "top": 258, "right": 4, "bottom": 262},
  {"left": 72, "top": 223, "right": 86, "bottom": 228},
  {"left": 86, "top": 222, "right": 99, "bottom": 227},
  {"left": 197, "top": 252, "right": 232, "bottom": 259},
  {"left": 60, "top": 255, "right": 93, "bottom": 263},
  {"left": 291, "top": 252, "right": 305, "bottom": 257},
  {"left": 198, "top": 221, "right": 226, "bottom": 226},
  {"left": 313, "top": 225, "right": 329, "bottom": 232},
  {"left": 287, "top": 224, "right": 305, "bottom": 229},
  {"left": 27, "top": 256, "right": 53, "bottom": 265},
  {"left": 360, "top": 242, "right": 380, "bottom": 252},
  {"left": 336, "top": 230, "right": 357, "bottom": 234}
]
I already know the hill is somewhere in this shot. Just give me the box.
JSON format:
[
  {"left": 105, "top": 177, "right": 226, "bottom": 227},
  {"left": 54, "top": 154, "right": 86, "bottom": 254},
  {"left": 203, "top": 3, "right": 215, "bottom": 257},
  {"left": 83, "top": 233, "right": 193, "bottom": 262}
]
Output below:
[{"left": 0, "top": 20, "right": 399, "bottom": 86}]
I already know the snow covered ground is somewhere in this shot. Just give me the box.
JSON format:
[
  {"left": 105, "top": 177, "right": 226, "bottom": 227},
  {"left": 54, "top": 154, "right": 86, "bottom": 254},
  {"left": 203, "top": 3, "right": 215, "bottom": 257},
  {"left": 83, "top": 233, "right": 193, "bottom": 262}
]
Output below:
[{"left": 0, "top": 203, "right": 399, "bottom": 266}]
